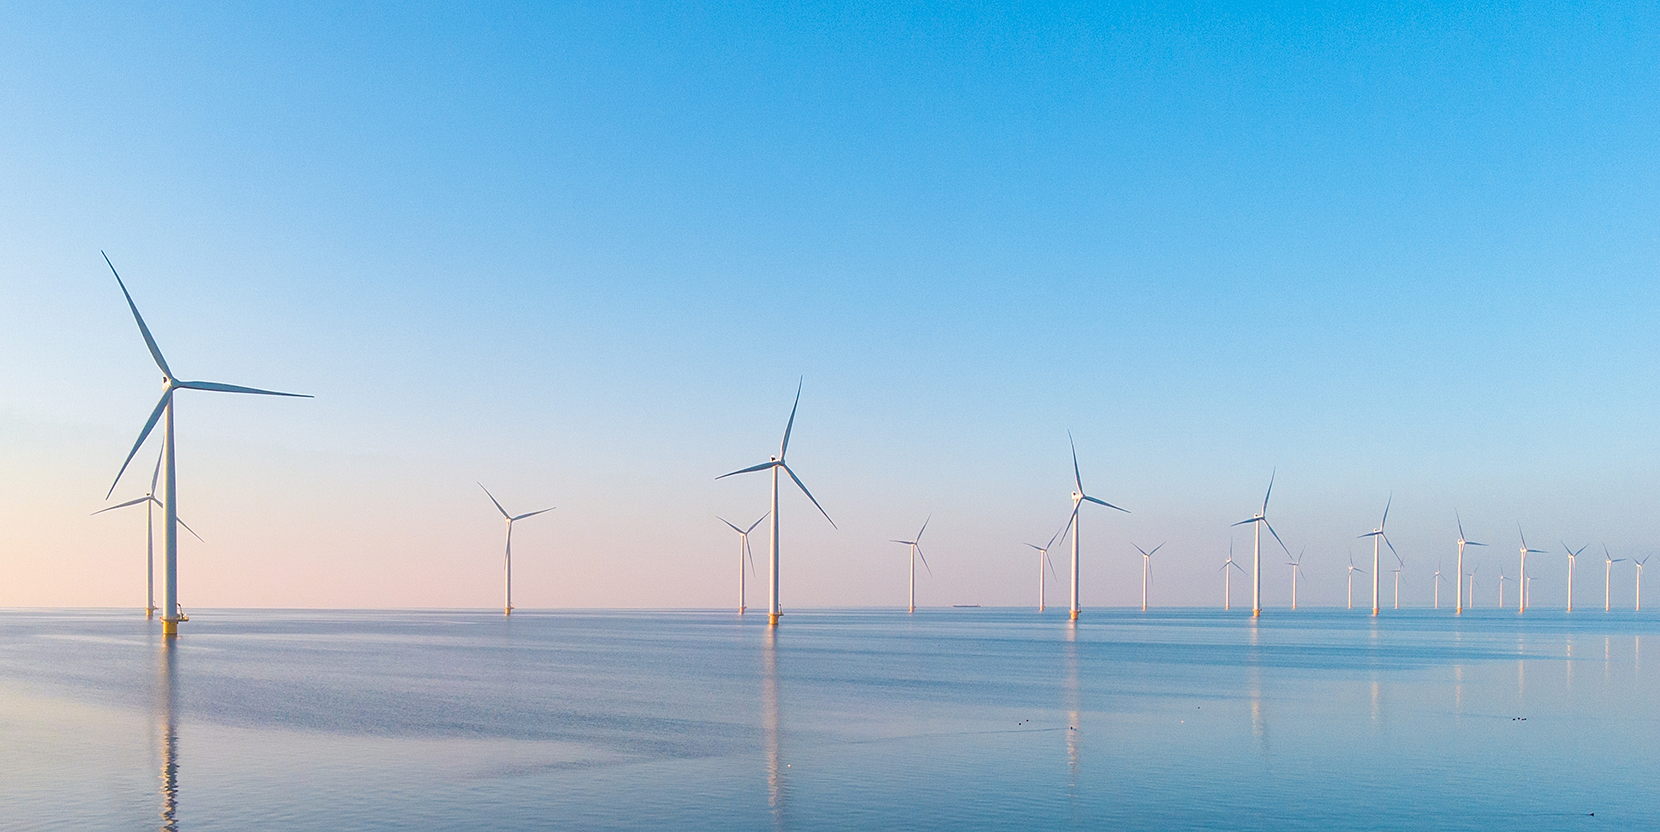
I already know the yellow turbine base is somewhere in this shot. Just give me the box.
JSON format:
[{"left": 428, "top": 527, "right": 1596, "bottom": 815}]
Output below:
[
  {"left": 1070, "top": 610, "right": 1079, "bottom": 621},
  {"left": 162, "top": 619, "right": 178, "bottom": 637},
  {"left": 769, "top": 613, "right": 779, "bottom": 626}
]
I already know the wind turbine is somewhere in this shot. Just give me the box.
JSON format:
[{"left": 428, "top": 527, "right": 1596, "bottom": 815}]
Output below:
[
  {"left": 1498, "top": 567, "right": 1511, "bottom": 608},
  {"left": 1516, "top": 527, "right": 1546, "bottom": 613},
  {"left": 1219, "top": 539, "right": 1245, "bottom": 610},
  {"left": 1432, "top": 560, "right": 1445, "bottom": 610},
  {"left": 1636, "top": 556, "right": 1649, "bottom": 612},
  {"left": 1467, "top": 563, "right": 1479, "bottom": 609},
  {"left": 717, "top": 379, "right": 836, "bottom": 626},
  {"left": 1346, "top": 554, "right": 1365, "bottom": 611},
  {"left": 1287, "top": 548, "right": 1305, "bottom": 610},
  {"left": 1134, "top": 542, "right": 1163, "bottom": 612},
  {"left": 1061, "top": 432, "right": 1128, "bottom": 621},
  {"left": 479, "top": 484, "right": 554, "bottom": 616},
  {"left": 1603, "top": 545, "right": 1625, "bottom": 612},
  {"left": 891, "top": 516, "right": 933, "bottom": 614},
  {"left": 1357, "top": 496, "right": 1396, "bottom": 616},
  {"left": 102, "top": 253, "right": 311, "bottom": 637},
  {"left": 92, "top": 449, "right": 203, "bottom": 618},
  {"left": 1455, "top": 512, "right": 1485, "bottom": 615},
  {"left": 1392, "top": 554, "right": 1404, "bottom": 610},
  {"left": 1562, "top": 542, "right": 1588, "bottom": 612},
  {"left": 1025, "top": 524, "right": 1066, "bottom": 612},
  {"left": 1232, "top": 470, "right": 1290, "bottom": 618},
  {"left": 718, "top": 513, "right": 767, "bottom": 614}
]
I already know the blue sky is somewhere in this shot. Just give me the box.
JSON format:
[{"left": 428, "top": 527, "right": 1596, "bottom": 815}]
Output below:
[{"left": 2, "top": 1, "right": 1657, "bottom": 610}]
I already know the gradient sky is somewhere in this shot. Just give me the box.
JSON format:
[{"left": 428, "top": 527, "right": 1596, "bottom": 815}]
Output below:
[{"left": 3, "top": 1, "right": 1657, "bottom": 611}]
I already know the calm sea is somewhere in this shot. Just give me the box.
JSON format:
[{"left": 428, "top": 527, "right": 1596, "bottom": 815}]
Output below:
[{"left": 2, "top": 607, "right": 1655, "bottom": 831}]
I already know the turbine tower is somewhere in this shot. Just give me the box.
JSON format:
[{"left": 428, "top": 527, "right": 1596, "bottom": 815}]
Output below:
[
  {"left": 1287, "top": 548, "right": 1305, "bottom": 610},
  {"left": 1232, "top": 471, "right": 1289, "bottom": 618},
  {"left": 1024, "top": 523, "right": 1066, "bottom": 612},
  {"left": 1603, "top": 545, "right": 1625, "bottom": 612},
  {"left": 1498, "top": 567, "right": 1511, "bottom": 608},
  {"left": 890, "top": 516, "right": 933, "bottom": 614},
  {"left": 1432, "top": 560, "right": 1445, "bottom": 610},
  {"left": 1562, "top": 542, "right": 1588, "bottom": 612},
  {"left": 103, "top": 253, "right": 311, "bottom": 637},
  {"left": 480, "top": 484, "right": 554, "bottom": 616},
  {"left": 1134, "top": 542, "right": 1163, "bottom": 612},
  {"left": 1516, "top": 527, "right": 1545, "bottom": 613},
  {"left": 717, "top": 379, "right": 836, "bottom": 626},
  {"left": 93, "top": 449, "right": 203, "bottom": 618},
  {"left": 1466, "top": 563, "right": 1479, "bottom": 609},
  {"left": 1061, "top": 432, "right": 1127, "bottom": 622},
  {"left": 1219, "top": 539, "right": 1245, "bottom": 610},
  {"left": 1636, "top": 556, "right": 1649, "bottom": 612},
  {"left": 718, "top": 513, "right": 767, "bottom": 614},
  {"left": 1454, "top": 512, "right": 1485, "bottom": 615},
  {"left": 1357, "top": 496, "right": 1396, "bottom": 616},
  {"left": 1392, "top": 554, "right": 1404, "bottom": 610}
]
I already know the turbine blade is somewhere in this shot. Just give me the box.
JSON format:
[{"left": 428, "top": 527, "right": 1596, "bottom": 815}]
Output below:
[
  {"left": 1262, "top": 468, "right": 1275, "bottom": 514},
  {"left": 717, "top": 460, "right": 778, "bottom": 480},
  {"left": 746, "top": 538, "right": 757, "bottom": 575},
  {"left": 1467, "top": 540, "right": 1487, "bottom": 547},
  {"left": 1149, "top": 542, "right": 1164, "bottom": 556},
  {"left": 512, "top": 507, "right": 555, "bottom": 521},
  {"left": 108, "top": 391, "right": 172, "bottom": 499},
  {"left": 917, "top": 546, "right": 932, "bottom": 575},
  {"left": 746, "top": 513, "right": 769, "bottom": 535},
  {"left": 718, "top": 516, "right": 745, "bottom": 534},
  {"left": 93, "top": 496, "right": 153, "bottom": 514},
  {"left": 104, "top": 252, "right": 172, "bottom": 379},
  {"left": 1083, "top": 495, "right": 1128, "bottom": 512},
  {"left": 916, "top": 514, "right": 931, "bottom": 541},
  {"left": 782, "top": 464, "right": 835, "bottom": 529},
  {"left": 1046, "top": 551, "right": 1059, "bottom": 579},
  {"left": 1232, "top": 518, "right": 1259, "bottom": 527},
  {"left": 779, "top": 377, "right": 802, "bottom": 459},
  {"left": 1265, "top": 520, "right": 1292, "bottom": 557},
  {"left": 1383, "top": 533, "right": 1399, "bottom": 559},
  {"left": 149, "top": 445, "right": 163, "bottom": 496},
  {"left": 1456, "top": 509, "right": 1465, "bottom": 541},
  {"left": 1380, "top": 494, "right": 1392, "bottom": 529},
  {"left": 176, "top": 517, "right": 205, "bottom": 542},
  {"left": 175, "top": 380, "right": 311, "bottom": 398},
  {"left": 478, "top": 483, "right": 510, "bottom": 519}
]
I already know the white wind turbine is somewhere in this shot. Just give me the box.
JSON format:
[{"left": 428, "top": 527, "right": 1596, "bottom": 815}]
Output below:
[
  {"left": 891, "top": 517, "right": 933, "bottom": 614},
  {"left": 1060, "top": 432, "right": 1128, "bottom": 621},
  {"left": 1286, "top": 548, "right": 1306, "bottom": 610},
  {"left": 1432, "top": 560, "right": 1445, "bottom": 610},
  {"left": 1455, "top": 512, "right": 1485, "bottom": 615},
  {"left": 102, "top": 253, "right": 311, "bottom": 637},
  {"left": 1219, "top": 539, "right": 1245, "bottom": 611},
  {"left": 1346, "top": 555, "right": 1365, "bottom": 610},
  {"left": 1635, "top": 556, "right": 1650, "bottom": 612},
  {"left": 1466, "top": 563, "right": 1479, "bottom": 609},
  {"left": 1134, "top": 542, "right": 1163, "bottom": 612},
  {"left": 1516, "top": 527, "right": 1546, "bottom": 613},
  {"left": 1025, "top": 524, "right": 1066, "bottom": 612},
  {"left": 1357, "top": 496, "right": 1396, "bottom": 616},
  {"left": 1603, "top": 545, "right": 1625, "bottom": 612},
  {"left": 717, "top": 379, "right": 836, "bottom": 626},
  {"left": 718, "top": 513, "right": 767, "bottom": 615},
  {"left": 1498, "top": 567, "right": 1512, "bottom": 608},
  {"left": 479, "top": 484, "right": 554, "bottom": 616},
  {"left": 1392, "top": 554, "right": 1404, "bottom": 610},
  {"left": 1232, "top": 471, "right": 1290, "bottom": 618},
  {"left": 92, "top": 449, "right": 203, "bottom": 618},
  {"left": 1562, "top": 542, "right": 1588, "bottom": 612}
]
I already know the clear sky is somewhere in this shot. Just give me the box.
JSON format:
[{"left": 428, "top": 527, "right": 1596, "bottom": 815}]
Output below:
[{"left": 2, "top": 1, "right": 1657, "bottom": 611}]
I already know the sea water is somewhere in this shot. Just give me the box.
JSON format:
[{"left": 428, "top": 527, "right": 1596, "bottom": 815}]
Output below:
[{"left": 2, "top": 607, "right": 1656, "bottom": 831}]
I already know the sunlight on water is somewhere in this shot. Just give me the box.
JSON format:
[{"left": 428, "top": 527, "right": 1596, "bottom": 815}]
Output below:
[{"left": 3, "top": 608, "right": 1657, "bottom": 831}]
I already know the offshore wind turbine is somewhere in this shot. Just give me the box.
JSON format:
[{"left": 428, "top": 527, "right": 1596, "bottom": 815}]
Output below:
[
  {"left": 1433, "top": 560, "right": 1445, "bottom": 610},
  {"left": 1024, "top": 524, "right": 1066, "bottom": 612},
  {"left": 1562, "top": 542, "right": 1588, "bottom": 612},
  {"left": 1392, "top": 554, "right": 1404, "bottom": 610},
  {"left": 1134, "top": 542, "right": 1163, "bottom": 612},
  {"left": 1467, "top": 563, "right": 1479, "bottom": 609},
  {"left": 1287, "top": 548, "right": 1305, "bottom": 610},
  {"left": 1219, "top": 539, "right": 1245, "bottom": 610},
  {"left": 1498, "top": 567, "right": 1511, "bottom": 608},
  {"left": 717, "top": 379, "right": 836, "bottom": 626},
  {"left": 1232, "top": 471, "right": 1290, "bottom": 618},
  {"left": 92, "top": 449, "right": 203, "bottom": 618},
  {"left": 1346, "top": 555, "right": 1365, "bottom": 610},
  {"left": 1061, "top": 432, "right": 1128, "bottom": 621},
  {"left": 1357, "top": 496, "right": 1397, "bottom": 616},
  {"left": 102, "top": 253, "right": 311, "bottom": 637},
  {"left": 1603, "top": 545, "right": 1625, "bottom": 612},
  {"left": 891, "top": 516, "right": 933, "bottom": 613},
  {"left": 1636, "top": 556, "right": 1649, "bottom": 612},
  {"left": 718, "top": 513, "right": 767, "bottom": 614},
  {"left": 1516, "top": 527, "right": 1546, "bottom": 613},
  {"left": 480, "top": 484, "right": 554, "bottom": 616},
  {"left": 1455, "top": 512, "right": 1485, "bottom": 615}
]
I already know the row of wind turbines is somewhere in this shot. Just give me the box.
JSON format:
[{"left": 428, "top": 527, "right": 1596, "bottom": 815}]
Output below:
[{"left": 95, "top": 256, "right": 1653, "bottom": 634}]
